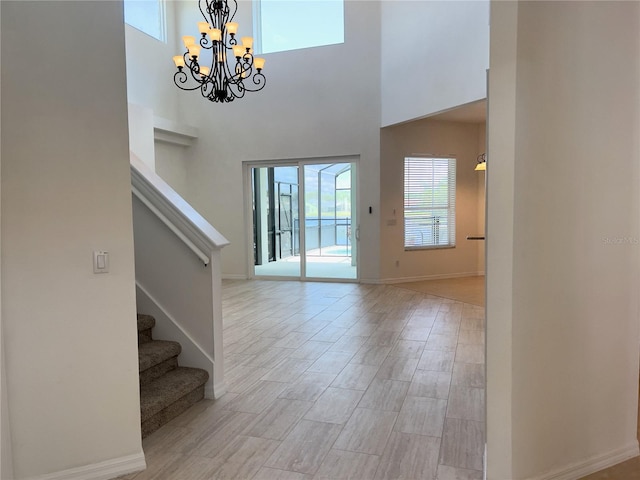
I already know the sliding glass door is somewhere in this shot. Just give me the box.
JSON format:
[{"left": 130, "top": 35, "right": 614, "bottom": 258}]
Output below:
[
  {"left": 249, "top": 159, "right": 357, "bottom": 280},
  {"left": 252, "top": 165, "right": 300, "bottom": 277},
  {"left": 303, "top": 163, "right": 356, "bottom": 279}
]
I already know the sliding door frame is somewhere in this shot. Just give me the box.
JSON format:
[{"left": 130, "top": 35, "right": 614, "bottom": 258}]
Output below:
[{"left": 243, "top": 155, "right": 360, "bottom": 282}]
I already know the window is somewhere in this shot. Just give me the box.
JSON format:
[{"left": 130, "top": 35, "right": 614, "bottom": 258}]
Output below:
[
  {"left": 124, "top": 0, "right": 166, "bottom": 42},
  {"left": 254, "top": 0, "right": 344, "bottom": 54},
  {"left": 404, "top": 157, "right": 456, "bottom": 249}
]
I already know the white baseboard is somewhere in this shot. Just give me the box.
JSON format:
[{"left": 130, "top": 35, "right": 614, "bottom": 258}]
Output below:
[
  {"left": 213, "top": 381, "right": 227, "bottom": 399},
  {"left": 483, "top": 443, "right": 487, "bottom": 480},
  {"left": 204, "top": 382, "right": 227, "bottom": 399},
  {"left": 222, "top": 273, "right": 248, "bottom": 280},
  {"left": 324, "top": 274, "right": 485, "bottom": 285},
  {"left": 204, "top": 384, "right": 215, "bottom": 399},
  {"left": 25, "top": 452, "right": 146, "bottom": 480},
  {"left": 529, "top": 441, "right": 639, "bottom": 480},
  {"left": 383, "top": 271, "right": 485, "bottom": 284},
  {"left": 223, "top": 273, "right": 486, "bottom": 284}
]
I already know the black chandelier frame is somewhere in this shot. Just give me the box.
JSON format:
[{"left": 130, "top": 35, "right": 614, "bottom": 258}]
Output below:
[{"left": 173, "top": 0, "right": 266, "bottom": 103}]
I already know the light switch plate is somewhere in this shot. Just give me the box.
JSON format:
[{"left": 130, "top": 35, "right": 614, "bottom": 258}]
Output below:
[{"left": 93, "top": 251, "right": 109, "bottom": 274}]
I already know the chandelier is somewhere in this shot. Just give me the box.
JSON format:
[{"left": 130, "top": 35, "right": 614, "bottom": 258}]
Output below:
[{"left": 172, "top": 0, "right": 266, "bottom": 103}]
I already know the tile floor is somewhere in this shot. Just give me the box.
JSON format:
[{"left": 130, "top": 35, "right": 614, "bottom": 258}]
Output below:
[
  {"left": 121, "top": 279, "right": 486, "bottom": 480},
  {"left": 397, "top": 276, "right": 485, "bottom": 308}
]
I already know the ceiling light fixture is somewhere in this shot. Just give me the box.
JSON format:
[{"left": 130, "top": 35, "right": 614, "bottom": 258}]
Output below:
[
  {"left": 172, "top": 0, "right": 266, "bottom": 103},
  {"left": 475, "top": 153, "right": 486, "bottom": 171}
]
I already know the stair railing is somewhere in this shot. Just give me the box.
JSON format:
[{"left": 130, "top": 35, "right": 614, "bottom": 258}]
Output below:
[
  {"left": 131, "top": 185, "right": 211, "bottom": 265},
  {"left": 130, "top": 154, "right": 229, "bottom": 399}
]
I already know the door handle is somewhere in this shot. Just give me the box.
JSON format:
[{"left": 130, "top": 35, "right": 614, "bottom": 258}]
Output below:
[{"left": 356, "top": 226, "right": 360, "bottom": 241}]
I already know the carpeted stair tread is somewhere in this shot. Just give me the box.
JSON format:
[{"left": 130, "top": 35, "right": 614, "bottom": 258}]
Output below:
[
  {"left": 137, "top": 314, "right": 155, "bottom": 344},
  {"left": 137, "top": 314, "right": 155, "bottom": 332},
  {"left": 140, "top": 367, "right": 209, "bottom": 422},
  {"left": 136, "top": 312, "right": 208, "bottom": 437},
  {"left": 139, "top": 357, "right": 179, "bottom": 387},
  {"left": 138, "top": 340, "right": 181, "bottom": 372},
  {"left": 141, "top": 385, "right": 205, "bottom": 438}
]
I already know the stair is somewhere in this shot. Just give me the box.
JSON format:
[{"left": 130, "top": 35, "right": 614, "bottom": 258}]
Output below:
[{"left": 137, "top": 314, "right": 209, "bottom": 437}]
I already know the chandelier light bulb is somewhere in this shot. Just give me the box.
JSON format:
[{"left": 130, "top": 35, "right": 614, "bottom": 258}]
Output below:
[
  {"left": 182, "top": 35, "right": 196, "bottom": 48},
  {"left": 173, "top": 55, "right": 185, "bottom": 68},
  {"left": 232, "top": 45, "right": 244, "bottom": 58},
  {"left": 209, "top": 28, "right": 221, "bottom": 42},
  {"left": 225, "top": 22, "right": 239, "bottom": 35},
  {"left": 188, "top": 44, "right": 201, "bottom": 59},
  {"left": 241, "top": 37, "right": 253, "bottom": 49},
  {"left": 197, "top": 22, "right": 210, "bottom": 34}
]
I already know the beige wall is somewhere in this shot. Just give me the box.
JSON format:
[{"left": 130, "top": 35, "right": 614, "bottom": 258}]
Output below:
[
  {"left": 487, "top": 2, "right": 640, "bottom": 478},
  {"left": 485, "top": 3, "right": 517, "bottom": 477},
  {"left": 0, "top": 4, "right": 11, "bottom": 477},
  {"left": 380, "top": 119, "right": 486, "bottom": 281},
  {"left": 1, "top": 1, "right": 142, "bottom": 478}
]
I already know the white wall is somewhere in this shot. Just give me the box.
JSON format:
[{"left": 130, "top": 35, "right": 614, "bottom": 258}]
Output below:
[
  {"left": 128, "top": 103, "right": 157, "bottom": 170},
  {"left": 380, "top": 119, "right": 485, "bottom": 281},
  {"left": 156, "top": 141, "right": 190, "bottom": 198},
  {"left": 487, "top": 2, "right": 640, "bottom": 478},
  {"left": 124, "top": 1, "right": 181, "bottom": 123},
  {"left": 380, "top": 0, "right": 489, "bottom": 127},
  {"left": 125, "top": 0, "right": 493, "bottom": 282},
  {"left": 1, "top": 2, "right": 143, "bottom": 478},
  {"left": 167, "top": 0, "right": 382, "bottom": 281},
  {"left": 0, "top": 5, "right": 13, "bottom": 476},
  {"left": 132, "top": 197, "right": 218, "bottom": 396}
]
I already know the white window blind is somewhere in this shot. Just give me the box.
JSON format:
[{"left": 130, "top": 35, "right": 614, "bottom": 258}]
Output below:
[{"left": 404, "top": 157, "right": 456, "bottom": 249}]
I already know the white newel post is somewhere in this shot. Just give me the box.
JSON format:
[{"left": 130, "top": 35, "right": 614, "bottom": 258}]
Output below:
[{"left": 210, "top": 248, "right": 226, "bottom": 398}]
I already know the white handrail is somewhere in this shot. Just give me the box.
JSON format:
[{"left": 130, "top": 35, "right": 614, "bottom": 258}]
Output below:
[{"left": 131, "top": 185, "right": 210, "bottom": 266}]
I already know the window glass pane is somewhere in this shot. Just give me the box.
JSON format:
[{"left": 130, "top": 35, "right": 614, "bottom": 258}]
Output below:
[
  {"left": 335, "top": 190, "right": 350, "bottom": 218},
  {"left": 274, "top": 166, "right": 298, "bottom": 184},
  {"left": 404, "top": 157, "right": 456, "bottom": 249},
  {"left": 124, "top": 0, "right": 165, "bottom": 41},
  {"left": 258, "top": 0, "right": 344, "bottom": 54},
  {"left": 336, "top": 170, "right": 350, "bottom": 190}
]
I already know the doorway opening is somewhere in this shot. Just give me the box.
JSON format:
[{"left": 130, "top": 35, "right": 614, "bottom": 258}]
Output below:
[{"left": 247, "top": 158, "right": 358, "bottom": 281}]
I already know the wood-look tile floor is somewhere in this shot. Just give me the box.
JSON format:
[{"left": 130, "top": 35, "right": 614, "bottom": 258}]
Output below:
[
  {"left": 122, "top": 280, "right": 486, "bottom": 480},
  {"left": 395, "top": 276, "right": 485, "bottom": 307}
]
